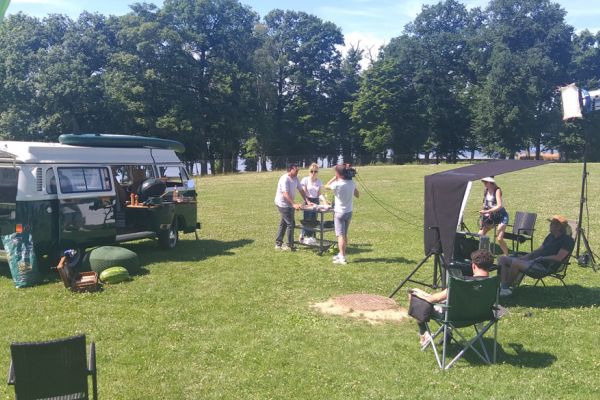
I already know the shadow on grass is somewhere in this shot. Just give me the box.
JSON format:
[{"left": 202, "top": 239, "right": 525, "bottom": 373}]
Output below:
[
  {"left": 120, "top": 238, "right": 254, "bottom": 264},
  {"left": 436, "top": 338, "right": 556, "bottom": 369},
  {"left": 503, "top": 284, "right": 600, "bottom": 308},
  {"left": 352, "top": 256, "right": 416, "bottom": 264},
  {"left": 0, "top": 263, "right": 11, "bottom": 279}
]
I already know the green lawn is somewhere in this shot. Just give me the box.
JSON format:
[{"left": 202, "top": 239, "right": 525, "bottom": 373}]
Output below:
[{"left": 1, "top": 163, "right": 600, "bottom": 399}]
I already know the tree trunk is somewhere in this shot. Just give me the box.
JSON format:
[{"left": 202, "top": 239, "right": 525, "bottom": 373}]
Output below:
[
  {"left": 260, "top": 156, "right": 268, "bottom": 172},
  {"left": 200, "top": 160, "right": 208, "bottom": 176}
]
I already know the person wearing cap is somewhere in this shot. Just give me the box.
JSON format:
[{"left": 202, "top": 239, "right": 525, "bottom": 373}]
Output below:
[
  {"left": 410, "top": 249, "right": 495, "bottom": 349},
  {"left": 325, "top": 164, "right": 359, "bottom": 265},
  {"left": 478, "top": 176, "right": 510, "bottom": 256},
  {"left": 274, "top": 163, "right": 312, "bottom": 251},
  {"left": 497, "top": 215, "right": 574, "bottom": 296}
]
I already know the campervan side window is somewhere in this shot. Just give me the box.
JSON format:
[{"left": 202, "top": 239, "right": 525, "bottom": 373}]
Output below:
[
  {"left": 58, "top": 167, "right": 112, "bottom": 193},
  {"left": 111, "top": 165, "right": 155, "bottom": 185},
  {"left": 157, "top": 166, "right": 189, "bottom": 186},
  {"left": 0, "top": 167, "right": 18, "bottom": 203},
  {"left": 45, "top": 168, "right": 57, "bottom": 194}
]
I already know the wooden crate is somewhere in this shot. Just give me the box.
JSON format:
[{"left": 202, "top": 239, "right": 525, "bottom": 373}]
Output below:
[{"left": 56, "top": 257, "right": 100, "bottom": 293}]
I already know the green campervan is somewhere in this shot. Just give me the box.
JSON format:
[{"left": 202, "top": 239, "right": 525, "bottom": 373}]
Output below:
[{"left": 0, "top": 134, "right": 199, "bottom": 266}]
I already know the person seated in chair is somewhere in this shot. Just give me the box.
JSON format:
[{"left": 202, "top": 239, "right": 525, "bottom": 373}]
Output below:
[
  {"left": 497, "top": 215, "right": 574, "bottom": 297},
  {"left": 410, "top": 249, "right": 495, "bottom": 348}
]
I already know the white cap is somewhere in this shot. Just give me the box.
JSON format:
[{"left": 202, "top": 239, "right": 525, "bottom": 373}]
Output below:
[{"left": 481, "top": 177, "right": 495, "bottom": 184}]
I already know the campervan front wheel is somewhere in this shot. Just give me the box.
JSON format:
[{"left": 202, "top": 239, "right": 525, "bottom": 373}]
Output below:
[{"left": 158, "top": 218, "right": 178, "bottom": 249}]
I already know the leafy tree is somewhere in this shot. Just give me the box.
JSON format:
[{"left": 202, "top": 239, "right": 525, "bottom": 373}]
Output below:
[
  {"left": 471, "top": 0, "right": 572, "bottom": 158},
  {"left": 403, "top": 0, "right": 476, "bottom": 162},
  {"left": 352, "top": 36, "right": 427, "bottom": 162},
  {"left": 0, "top": 13, "right": 46, "bottom": 140},
  {"left": 262, "top": 9, "right": 343, "bottom": 167},
  {"left": 334, "top": 45, "right": 364, "bottom": 163}
]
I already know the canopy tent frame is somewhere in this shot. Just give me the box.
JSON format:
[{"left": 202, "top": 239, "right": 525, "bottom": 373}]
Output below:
[{"left": 390, "top": 160, "right": 547, "bottom": 296}]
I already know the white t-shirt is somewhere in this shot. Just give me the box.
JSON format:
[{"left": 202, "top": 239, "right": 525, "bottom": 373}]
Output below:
[
  {"left": 330, "top": 179, "right": 356, "bottom": 213},
  {"left": 300, "top": 176, "right": 323, "bottom": 198},
  {"left": 274, "top": 173, "right": 302, "bottom": 208}
]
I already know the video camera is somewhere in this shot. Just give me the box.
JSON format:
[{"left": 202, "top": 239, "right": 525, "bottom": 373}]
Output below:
[{"left": 342, "top": 163, "right": 357, "bottom": 180}]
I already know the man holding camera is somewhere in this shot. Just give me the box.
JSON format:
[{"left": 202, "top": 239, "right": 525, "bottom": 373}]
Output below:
[{"left": 325, "top": 164, "right": 359, "bottom": 264}]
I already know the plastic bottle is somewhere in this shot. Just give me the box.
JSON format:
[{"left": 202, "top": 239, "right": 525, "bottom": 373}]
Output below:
[{"left": 173, "top": 187, "right": 179, "bottom": 202}]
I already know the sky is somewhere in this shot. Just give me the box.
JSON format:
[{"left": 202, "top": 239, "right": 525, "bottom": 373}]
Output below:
[{"left": 7, "top": 0, "right": 600, "bottom": 55}]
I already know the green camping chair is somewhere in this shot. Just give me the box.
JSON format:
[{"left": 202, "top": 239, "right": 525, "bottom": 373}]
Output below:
[{"left": 424, "top": 275, "right": 501, "bottom": 370}]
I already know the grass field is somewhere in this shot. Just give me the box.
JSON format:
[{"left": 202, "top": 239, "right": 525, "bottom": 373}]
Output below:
[{"left": 1, "top": 163, "right": 600, "bottom": 399}]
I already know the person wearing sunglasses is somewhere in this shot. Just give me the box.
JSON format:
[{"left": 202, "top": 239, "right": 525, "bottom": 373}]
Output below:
[{"left": 299, "top": 163, "right": 323, "bottom": 244}]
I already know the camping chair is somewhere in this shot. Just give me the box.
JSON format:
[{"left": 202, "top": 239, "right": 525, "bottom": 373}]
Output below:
[
  {"left": 7, "top": 334, "right": 98, "bottom": 400},
  {"left": 423, "top": 275, "right": 500, "bottom": 370},
  {"left": 448, "top": 232, "right": 480, "bottom": 278},
  {"left": 525, "top": 219, "right": 576, "bottom": 297},
  {"left": 503, "top": 211, "right": 537, "bottom": 253}
]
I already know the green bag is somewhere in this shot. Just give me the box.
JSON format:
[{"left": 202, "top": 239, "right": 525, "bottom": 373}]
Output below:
[{"left": 1, "top": 232, "right": 42, "bottom": 288}]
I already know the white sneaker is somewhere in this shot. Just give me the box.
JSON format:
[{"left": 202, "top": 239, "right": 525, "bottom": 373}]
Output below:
[
  {"left": 333, "top": 257, "right": 347, "bottom": 265},
  {"left": 275, "top": 244, "right": 283, "bottom": 250},
  {"left": 419, "top": 332, "right": 433, "bottom": 350},
  {"left": 307, "top": 237, "right": 317, "bottom": 245},
  {"left": 332, "top": 253, "right": 340, "bottom": 261},
  {"left": 499, "top": 288, "right": 513, "bottom": 297}
]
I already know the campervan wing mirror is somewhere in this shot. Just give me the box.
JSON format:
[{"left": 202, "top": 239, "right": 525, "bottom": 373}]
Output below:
[{"left": 186, "top": 179, "right": 195, "bottom": 189}]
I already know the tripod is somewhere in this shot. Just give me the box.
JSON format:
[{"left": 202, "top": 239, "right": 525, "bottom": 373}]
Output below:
[
  {"left": 575, "top": 130, "right": 597, "bottom": 271},
  {"left": 389, "top": 240, "right": 447, "bottom": 298}
]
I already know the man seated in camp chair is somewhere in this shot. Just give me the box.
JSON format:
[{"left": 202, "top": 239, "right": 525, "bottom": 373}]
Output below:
[
  {"left": 410, "top": 249, "right": 495, "bottom": 348},
  {"left": 497, "top": 215, "right": 574, "bottom": 297}
]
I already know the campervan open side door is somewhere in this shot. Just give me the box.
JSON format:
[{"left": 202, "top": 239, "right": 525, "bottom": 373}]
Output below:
[{"left": 55, "top": 166, "right": 117, "bottom": 250}]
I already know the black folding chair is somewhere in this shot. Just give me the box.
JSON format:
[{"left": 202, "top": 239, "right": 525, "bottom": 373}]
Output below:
[
  {"left": 504, "top": 211, "right": 537, "bottom": 253},
  {"left": 7, "top": 334, "right": 97, "bottom": 400},
  {"left": 423, "top": 275, "right": 501, "bottom": 370},
  {"left": 524, "top": 219, "right": 576, "bottom": 297}
]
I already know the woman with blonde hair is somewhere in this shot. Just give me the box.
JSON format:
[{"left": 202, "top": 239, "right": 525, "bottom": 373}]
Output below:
[
  {"left": 300, "top": 163, "right": 323, "bottom": 244},
  {"left": 478, "top": 177, "right": 509, "bottom": 256}
]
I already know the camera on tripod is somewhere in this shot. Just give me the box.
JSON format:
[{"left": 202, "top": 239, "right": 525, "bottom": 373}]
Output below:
[{"left": 342, "top": 163, "right": 357, "bottom": 180}]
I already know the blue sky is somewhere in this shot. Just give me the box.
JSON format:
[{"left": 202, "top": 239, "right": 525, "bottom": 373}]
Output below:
[{"left": 7, "top": 0, "right": 600, "bottom": 53}]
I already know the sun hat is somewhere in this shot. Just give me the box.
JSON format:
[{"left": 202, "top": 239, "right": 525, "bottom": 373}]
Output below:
[
  {"left": 481, "top": 177, "right": 495, "bottom": 184},
  {"left": 547, "top": 215, "right": 568, "bottom": 225}
]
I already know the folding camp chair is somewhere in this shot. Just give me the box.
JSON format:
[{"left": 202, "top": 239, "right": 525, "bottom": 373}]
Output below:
[
  {"left": 423, "top": 275, "right": 500, "bottom": 370},
  {"left": 504, "top": 211, "right": 537, "bottom": 253},
  {"left": 8, "top": 334, "right": 97, "bottom": 400},
  {"left": 525, "top": 219, "right": 576, "bottom": 297}
]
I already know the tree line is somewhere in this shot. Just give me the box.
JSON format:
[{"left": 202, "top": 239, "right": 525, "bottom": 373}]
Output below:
[{"left": 1, "top": 0, "right": 600, "bottom": 173}]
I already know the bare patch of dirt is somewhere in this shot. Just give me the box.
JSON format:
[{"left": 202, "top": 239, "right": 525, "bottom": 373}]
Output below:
[{"left": 312, "top": 293, "right": 408, "bottom": 324}]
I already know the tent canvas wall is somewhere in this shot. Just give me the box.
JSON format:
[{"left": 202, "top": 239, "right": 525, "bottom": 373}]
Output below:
[{"left": 423, "top": 160, "right": 547, "bottom": 264}]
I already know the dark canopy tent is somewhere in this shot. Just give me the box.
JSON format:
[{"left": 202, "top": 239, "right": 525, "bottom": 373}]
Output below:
[{"left": 424, "top": 160, "right": 547, "bottom": 264}]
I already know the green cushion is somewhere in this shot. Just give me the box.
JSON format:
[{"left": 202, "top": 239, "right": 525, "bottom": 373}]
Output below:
[{"left": 89, "top": 246, "right": 140, "bottom": 274}]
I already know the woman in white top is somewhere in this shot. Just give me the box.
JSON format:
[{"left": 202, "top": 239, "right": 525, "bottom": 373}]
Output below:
[
  {"left": 300, "top": 163, "right": 323, "bottom": 242},
  {"left": 478, "top": 176, "right": 509, "bottom": 256}
]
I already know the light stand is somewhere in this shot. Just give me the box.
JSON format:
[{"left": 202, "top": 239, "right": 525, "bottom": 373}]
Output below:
[
  {"left": 389, "top": 227, "right": 446, "bottom": 297},
  {"left": 560, "top": 83, "right": 598, "bottom": 271},
  {"left": 575, "top": 121, "right": 597, "bottom": 271}
]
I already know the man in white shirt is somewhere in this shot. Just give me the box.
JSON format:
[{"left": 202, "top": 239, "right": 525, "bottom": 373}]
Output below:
[
  {"left": 325, "top": 164, "right": 359, "bottom": 264},
  {"left": 274, "top": 163, "right": 311, "bottom": 250}
]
